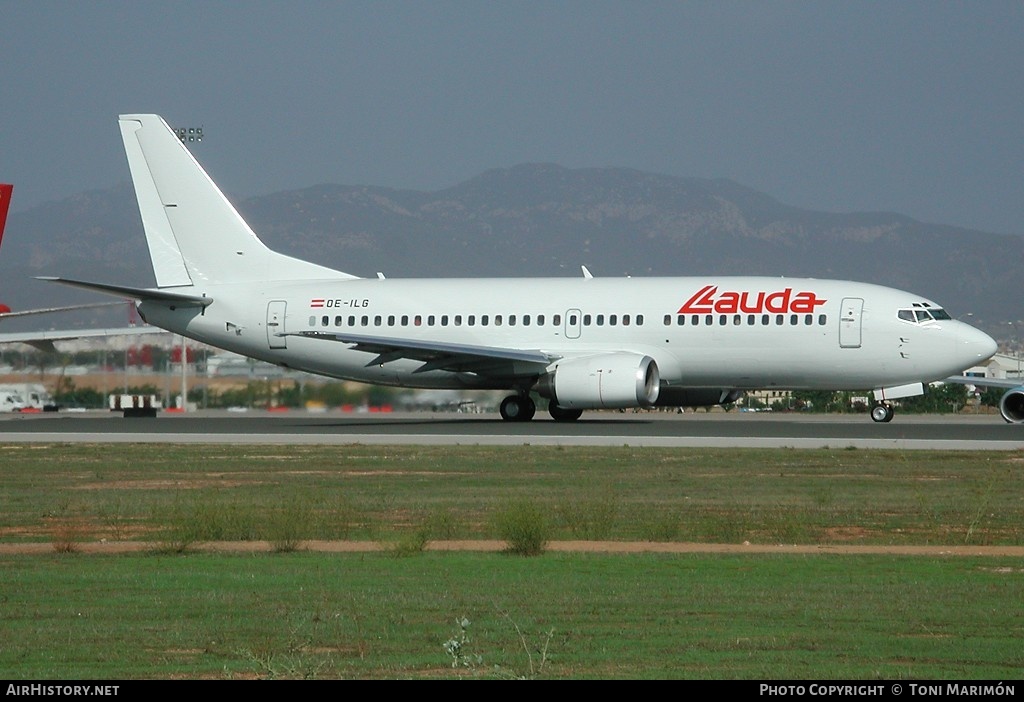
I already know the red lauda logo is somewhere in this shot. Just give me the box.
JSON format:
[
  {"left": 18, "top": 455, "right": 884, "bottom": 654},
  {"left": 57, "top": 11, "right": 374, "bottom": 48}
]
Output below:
[{"left": 678, "top": 285, "right": 827, "bottom": 314}]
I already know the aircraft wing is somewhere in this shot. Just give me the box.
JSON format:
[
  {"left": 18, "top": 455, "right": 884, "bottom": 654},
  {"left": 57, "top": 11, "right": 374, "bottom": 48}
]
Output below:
[
  {"left": 0, "top": 300, "right": 129, "bottom": 320},
  {"left": 945, "top": 375, "right": 1022, "bottom": 389},
  {"left": 0, "top": 326, "right": 168, "bottom": 353},
  {"left": 287, "top": 331, "right": 558, "bottom": 375}
]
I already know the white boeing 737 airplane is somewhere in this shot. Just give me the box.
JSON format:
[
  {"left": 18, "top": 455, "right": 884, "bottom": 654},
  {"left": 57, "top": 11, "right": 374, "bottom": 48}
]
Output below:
[{"left": 42, "top": 114, "right": 997, "bottom": 422}]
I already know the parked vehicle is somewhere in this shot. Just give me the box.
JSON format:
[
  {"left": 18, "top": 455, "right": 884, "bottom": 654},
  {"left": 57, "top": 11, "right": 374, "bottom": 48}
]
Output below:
[
  {"left": 0, "top": 384, "right": 57, "bottom": 411},
  {"left": 0, "top": 389, "right": 25, "bottom": 413}
]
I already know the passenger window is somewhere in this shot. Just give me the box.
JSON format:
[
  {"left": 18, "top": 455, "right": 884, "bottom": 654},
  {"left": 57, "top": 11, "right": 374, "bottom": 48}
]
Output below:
[
  {"left": 596, "top": 314, "right": 604, "bottom": 326},
  {"left": 428, "top": 315, "right": 435, "bottom": 326},
  {"left": 538, "top": 314, "right": 545, "bottom": 326},
  {"left": 554, "top": 314, "right": 562, "bottom": 325},
  {"left": 308, "top": 316, "right": 315, "bottom": 326},
  {"left": 636, "top": 315, "right": 644, "bottom": 325},
  {"left": 583, "top": 314, "right": 592, "bottom": 325},
  {"left": 664, "top": 314, "right": 671, "bottom": 326}
]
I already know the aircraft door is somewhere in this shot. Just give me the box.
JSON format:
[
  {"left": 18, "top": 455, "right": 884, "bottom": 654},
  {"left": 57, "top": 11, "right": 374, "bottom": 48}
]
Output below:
[
  {"left": 565, "top": 308, "right": 582, "bottom": 339},
  {"left": 839, "top": 297, "right": 863, "bottom": 349},
  {"left": 267, "top": 300, "right": 287, "bottom": 349}
]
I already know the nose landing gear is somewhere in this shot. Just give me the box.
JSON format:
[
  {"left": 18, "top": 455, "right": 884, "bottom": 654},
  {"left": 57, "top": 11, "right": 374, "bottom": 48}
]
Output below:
[{"left": 870, "top": 401, "right": 894, "bottom": 423}]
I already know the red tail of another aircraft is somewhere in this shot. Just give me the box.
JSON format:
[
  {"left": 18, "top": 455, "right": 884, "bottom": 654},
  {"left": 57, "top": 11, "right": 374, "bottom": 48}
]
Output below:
[{"left": 0, "top": 184, "right": 12, "bottom": 249}]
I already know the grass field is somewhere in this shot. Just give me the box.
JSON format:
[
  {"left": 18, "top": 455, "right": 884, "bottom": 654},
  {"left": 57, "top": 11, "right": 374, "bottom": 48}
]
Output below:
[{"left": 0, "top": 444, "right": 1022, "bottom": 679}]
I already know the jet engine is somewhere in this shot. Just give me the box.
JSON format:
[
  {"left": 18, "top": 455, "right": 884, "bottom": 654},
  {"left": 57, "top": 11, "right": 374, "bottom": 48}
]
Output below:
[
  {"left": 999, "top": 387, "right": 1024, "bottom": 423},
  {"left": 536, "top": 353, "right": 660, "bottom": 409}
]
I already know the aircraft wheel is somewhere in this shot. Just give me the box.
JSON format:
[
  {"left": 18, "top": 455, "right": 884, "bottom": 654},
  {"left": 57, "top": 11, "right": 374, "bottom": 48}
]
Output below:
[
  {"left": 500, "top": 395, "right": 536, "bottom": 422},
  {"left": 870, "top": 402, "right": 894, "bottom": 423},
  {"left": 548, "top": 404, "right": 583, "bottom": 422}
]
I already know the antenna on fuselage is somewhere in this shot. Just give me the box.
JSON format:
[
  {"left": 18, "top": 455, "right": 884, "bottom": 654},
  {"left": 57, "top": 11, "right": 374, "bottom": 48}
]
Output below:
[{"left": 581, "top": 265, "right": 593, "bottom": 279}]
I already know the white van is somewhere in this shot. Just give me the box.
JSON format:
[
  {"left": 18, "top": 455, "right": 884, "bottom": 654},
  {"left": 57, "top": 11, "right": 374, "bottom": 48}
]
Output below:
[
  {"left": 0, "top": 384, "right": 57, "bottom": 411},
  {"left": 0, "top": 390, "right": 25, "bottom": 413}
]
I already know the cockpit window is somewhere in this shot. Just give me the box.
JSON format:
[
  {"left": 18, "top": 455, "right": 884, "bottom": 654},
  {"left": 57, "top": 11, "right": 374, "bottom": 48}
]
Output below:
[{"left": 899, "top": 306, "right": 952, "bottom": 324}]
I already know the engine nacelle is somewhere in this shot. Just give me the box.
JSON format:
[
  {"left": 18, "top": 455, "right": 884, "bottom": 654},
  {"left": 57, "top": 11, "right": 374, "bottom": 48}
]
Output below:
[
  {"left": 999, "top": 387, "right": 1024, "bottom": 423},
  {"left": 653, "top": 387, "right": 743, "bottom": 408},
  {"left": 536, "top": 353, "right": 660, "bottom": 409}
]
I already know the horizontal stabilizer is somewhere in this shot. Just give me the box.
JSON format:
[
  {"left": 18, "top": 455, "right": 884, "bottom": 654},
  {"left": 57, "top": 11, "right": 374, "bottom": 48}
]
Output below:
[{"left": 37, "top": 277, "right": 213, "bottom": 307}]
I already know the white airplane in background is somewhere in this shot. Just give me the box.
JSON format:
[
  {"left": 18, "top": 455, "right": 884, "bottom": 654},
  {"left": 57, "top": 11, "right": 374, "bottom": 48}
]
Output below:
[
  {"left": 41, "top": 114, "right": 997, "bottom": 422},
  {"left": 0, "top": 182, "right": 165, "bottom": 351}
]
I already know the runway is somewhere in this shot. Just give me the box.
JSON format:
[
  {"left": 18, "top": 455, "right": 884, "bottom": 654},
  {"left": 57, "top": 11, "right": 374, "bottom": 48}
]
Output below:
[{"left": 0, "top": 409, "right": 1021, "bottom": 449}]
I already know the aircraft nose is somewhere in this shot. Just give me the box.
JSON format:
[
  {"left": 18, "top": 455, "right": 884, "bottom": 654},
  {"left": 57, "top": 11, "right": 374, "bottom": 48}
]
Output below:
[{"left": 957, "top": 323, "right": 998, "bottom": 363}]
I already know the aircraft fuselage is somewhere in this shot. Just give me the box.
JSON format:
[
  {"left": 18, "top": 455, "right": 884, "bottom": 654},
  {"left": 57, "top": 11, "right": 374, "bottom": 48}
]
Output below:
[{"left": 139, "top": 275, "right": 994, "bottom": 397}]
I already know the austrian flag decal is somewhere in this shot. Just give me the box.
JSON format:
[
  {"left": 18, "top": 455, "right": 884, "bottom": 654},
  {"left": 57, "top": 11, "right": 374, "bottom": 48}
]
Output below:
[
  {"left": 310, "top": 299, "right": 325, "bottom": 308},
  {"left": 679, "top": 285, "right": 827, "bottom": 315}
]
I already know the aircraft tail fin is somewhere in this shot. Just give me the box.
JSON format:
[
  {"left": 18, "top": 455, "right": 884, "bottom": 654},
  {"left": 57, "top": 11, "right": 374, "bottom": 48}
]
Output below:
[
  {"left": 118, "top": 115, "right": 356, "bottom": 288},
  {"left": 0, "top": 184, "right": 12, "bottom": 249}
]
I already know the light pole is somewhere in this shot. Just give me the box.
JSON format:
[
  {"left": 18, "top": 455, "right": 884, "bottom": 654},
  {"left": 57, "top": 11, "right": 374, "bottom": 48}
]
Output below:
[{"left": 1008, "top": 321, "right": 1022, "bottom": 379}]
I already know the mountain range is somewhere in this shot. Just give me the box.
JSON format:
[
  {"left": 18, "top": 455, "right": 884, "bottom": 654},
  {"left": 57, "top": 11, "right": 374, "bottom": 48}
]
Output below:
[{"left": 1, "top": 164, "right": 1017, "bottom": 339}]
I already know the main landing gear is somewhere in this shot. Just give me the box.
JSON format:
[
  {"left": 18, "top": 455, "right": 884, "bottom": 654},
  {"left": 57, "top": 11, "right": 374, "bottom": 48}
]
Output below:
[
  {"left": 870, "top": 401, "right": 894, "bottom": 423},
  {"left": 498, "top": 394, "right": 584, "bottom": 422},
  {"left": 499, "top": 394, "right": 535, "bottom": 422}
]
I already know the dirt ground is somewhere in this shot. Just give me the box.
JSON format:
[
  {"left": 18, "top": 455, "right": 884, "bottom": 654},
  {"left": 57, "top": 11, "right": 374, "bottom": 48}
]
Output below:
[{"left": 2, "top": 540, "right": 1023, "bottom": 557}]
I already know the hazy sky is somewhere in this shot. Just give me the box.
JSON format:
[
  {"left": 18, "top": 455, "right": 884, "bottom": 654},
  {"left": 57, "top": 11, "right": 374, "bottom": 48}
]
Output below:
[{"left": 2, "top": 1, "right": 1022, "bottom": 235}]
